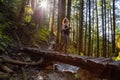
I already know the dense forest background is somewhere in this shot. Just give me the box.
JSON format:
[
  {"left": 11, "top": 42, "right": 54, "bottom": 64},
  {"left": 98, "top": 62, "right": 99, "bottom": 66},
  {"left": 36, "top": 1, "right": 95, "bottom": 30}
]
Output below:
[{"left": 0, "top": 0, "right": 120, "bottom": 58}]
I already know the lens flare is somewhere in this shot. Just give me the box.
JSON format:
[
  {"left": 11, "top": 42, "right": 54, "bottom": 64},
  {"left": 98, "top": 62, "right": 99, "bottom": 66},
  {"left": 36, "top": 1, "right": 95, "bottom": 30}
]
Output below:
[{"left": 40, "top": 1, "right": 47, "bottom": 9}]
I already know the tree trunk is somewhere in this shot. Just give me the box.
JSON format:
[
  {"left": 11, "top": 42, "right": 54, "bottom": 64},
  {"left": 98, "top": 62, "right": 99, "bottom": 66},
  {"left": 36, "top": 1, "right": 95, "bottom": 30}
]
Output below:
[
  {"left": 104, "top": 0, "right": 107, "bottom": 57},
  {"left": 78, "top": 0, "right": 84, "bottom": 55},
  {"left": 84, "top": 0, "right": 88, "bottom": 56},
  {"left": 56, "top": 0, "right": 66, "bottom": 45},
  {"left": 112, "top": 0, "right": 116, "bottom": 56},
  {"left": 18, "top": 0, "right": 27, "bottom": 22},
  {"left": 101, "top": 0, "right": 105, "bottom": 57},
  {"left": 96, "top": 0, "right": 99, "bottom": 57},
  {"left": 67, "top": 0, "right": 72, "bottom": 20},
  {"left": 91, "top": 0, "right": 95, "bottom": 56},
  {"left": 31, "top": 0, "right": 36, "bottom": 11},
  {"left": 107, "top": 9, "right": 110, "bottom": 57},
  {"left": 110, "top": 4, "right": 113, "bottom": 57},
  {"left": 88, "top": 0, "right": 91, "bottom": 56},
  {"left": 51, "top": 0, "right": 56, "bottom": 34}
]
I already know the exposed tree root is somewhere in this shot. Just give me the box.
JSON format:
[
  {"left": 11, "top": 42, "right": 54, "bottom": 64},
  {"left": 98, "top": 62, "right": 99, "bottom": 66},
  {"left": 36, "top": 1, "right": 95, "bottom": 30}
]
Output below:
[
  {"left": 0, "top": 56, "right": 43, "bottom": 66},
  {"left": 0, "top": 55, "right": 44, "bottom": 74}
]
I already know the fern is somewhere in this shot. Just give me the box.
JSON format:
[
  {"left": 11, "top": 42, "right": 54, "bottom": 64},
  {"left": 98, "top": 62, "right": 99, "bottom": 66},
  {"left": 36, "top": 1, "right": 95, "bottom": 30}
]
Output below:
[{"left": 0, "top": 35, "right": 11, "bottom": 52}]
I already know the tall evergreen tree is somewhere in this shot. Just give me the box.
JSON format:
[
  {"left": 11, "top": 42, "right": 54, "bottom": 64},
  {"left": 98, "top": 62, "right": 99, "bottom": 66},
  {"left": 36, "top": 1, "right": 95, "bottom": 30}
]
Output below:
[
  {"left": 51, "top": 0, "right": 56, "bottom": 34},
  {"left": 67, "top": 0, "right": 72, "bottom": 20},
  {"left": 56, "top": 0, "right": 66, "bottom": 44},
  {"left": 96, "top": 0, "right": 99, "bottom": 57},
  {"left": 84, "top": 0, "right": 88, "bottom": 55},
  {"left": 78, "top": 0, "right": 84, "bottom": 55},
  {"left": 112, "top": 0, "right": 116, "bottom": 56},
  {"left": 88, "top": 0, "right": 91, "bottom": 56}
]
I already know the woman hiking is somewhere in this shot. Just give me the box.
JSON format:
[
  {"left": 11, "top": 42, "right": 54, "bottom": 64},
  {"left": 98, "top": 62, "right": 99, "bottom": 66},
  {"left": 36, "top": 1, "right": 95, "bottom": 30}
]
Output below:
[{"left": 58, "top": 17, "right": 71, "bottom": 54}]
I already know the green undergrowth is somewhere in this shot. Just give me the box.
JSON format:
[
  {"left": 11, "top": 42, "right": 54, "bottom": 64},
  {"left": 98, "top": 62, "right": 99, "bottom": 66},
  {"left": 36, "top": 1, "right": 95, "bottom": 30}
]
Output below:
[
  {"left": 68, "top": 45, "right": 77, "bottom": 54},
  {"left": 0, "top": 35, "right": 11, "bottom": 51},
  {"left": 33, "top": 26, "right": 50, "bottom": 46},
  {"left": 0, "top": 23, "right": 11, "bottom": 52}
]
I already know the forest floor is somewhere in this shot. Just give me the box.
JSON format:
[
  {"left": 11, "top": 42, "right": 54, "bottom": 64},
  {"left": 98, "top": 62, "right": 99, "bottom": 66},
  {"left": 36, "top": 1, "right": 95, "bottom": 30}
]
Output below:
[
  {"left": 0, "top": 34, "right": 102, "bottom": 80},
  {"left": 0, "top": 68, "right": 77, "bottom": 80},
  {"left": 0, "top": 35, "right": 80, "bottom": 80}
]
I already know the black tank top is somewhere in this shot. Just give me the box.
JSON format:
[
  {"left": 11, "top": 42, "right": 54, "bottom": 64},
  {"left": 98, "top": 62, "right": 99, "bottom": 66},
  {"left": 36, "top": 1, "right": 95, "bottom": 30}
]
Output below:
[{"left": 64, "top": 25, "right": 70, "bottom": 35}]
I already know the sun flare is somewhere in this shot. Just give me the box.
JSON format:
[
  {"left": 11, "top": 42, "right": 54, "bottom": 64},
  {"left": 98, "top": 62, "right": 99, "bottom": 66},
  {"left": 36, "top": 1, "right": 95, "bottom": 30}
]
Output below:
[{"left": 40, "top": 1, "right": 47, "bottom": 9}]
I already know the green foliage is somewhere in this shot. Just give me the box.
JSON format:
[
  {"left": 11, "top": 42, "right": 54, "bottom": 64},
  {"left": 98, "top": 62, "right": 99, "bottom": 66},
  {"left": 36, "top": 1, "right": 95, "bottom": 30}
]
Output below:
[
  {"left": 116, "top": 26, "right": 120, "bottom": 36},
  {"left": 0, "top": 13, "right": 5, "bottom": 23},
  {"left": 74, "top": 73, "right": 79, "bottom": 79},
  {"left": 0, "top": 6, "right": 12, "bottom": 52},
  {"left": 106, "top": 0, "right": 111, "bottom": 10},
  {"left": 0, "top": 24, "right": 11, "bottom": 51},
  {"left": 33, "top": 26, "right": 50, "bottom": 45},
  {"left": 115, "top": 52, "right": 120, "bottom": 61},
  {"left": 68, "top": 45, "right": 78, "bottom": 54},
  {"left": 24, "top": 5, "right": 33, "bottom": 22},
  {"left": 68, "top": 45, "right": 77, "bottom": 54},
  {"left": 25, "top": 5, "right": 33, "bottom": 15},
  {"left": 116, "top": 35, "right": 120, "bottom": 49},
  {"left": 25, "top": 15, "right": 32, "bottom": 22},
  {"left": 0, "top": 34, "right": 11, "bottom": 51},
  {"left": 2, "top": 0, "right": 22, "bottom": 14},
  {"left": 39, "top": 27, "right": 50, "bottom": 43},
  {"left": 98, "top": 1, "right": 102, "bottom": 6}
]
